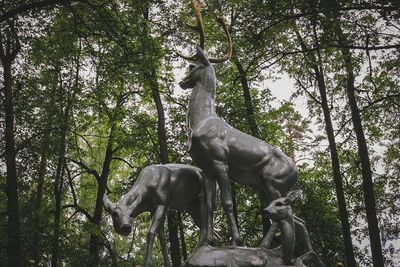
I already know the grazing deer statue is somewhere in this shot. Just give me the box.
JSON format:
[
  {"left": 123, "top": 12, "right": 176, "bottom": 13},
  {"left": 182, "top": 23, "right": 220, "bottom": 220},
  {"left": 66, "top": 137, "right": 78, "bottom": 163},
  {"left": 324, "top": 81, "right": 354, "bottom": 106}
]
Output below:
[
  {"left": 103, "top": 164, "right": 214, "bottom": 267},
  {"left": 177, "top": 0, "right": 298, "bottom": 246}
]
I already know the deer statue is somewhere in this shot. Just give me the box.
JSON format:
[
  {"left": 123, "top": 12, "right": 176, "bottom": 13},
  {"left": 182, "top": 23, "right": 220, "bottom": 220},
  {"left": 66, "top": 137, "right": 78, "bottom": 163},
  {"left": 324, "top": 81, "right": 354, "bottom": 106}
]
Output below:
[
  {"left": 103, "top": 164, "right": 214, "bottom": 267},
  {"left": 177, "top": 0, "right": 298, "bottom": 246},
  {"left": 261, "top": 190, "right": 324, "bottom": 267}
]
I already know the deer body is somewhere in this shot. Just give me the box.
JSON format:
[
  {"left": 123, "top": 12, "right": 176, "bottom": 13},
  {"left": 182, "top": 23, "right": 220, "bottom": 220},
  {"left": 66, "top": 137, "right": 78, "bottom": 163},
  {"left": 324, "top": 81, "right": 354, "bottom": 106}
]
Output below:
[
  {"left": 190, "top": 118, "right": 297, "bottom": 190},
  {"left": 104, "top": 164, "right": 210, "bottom": 267}
]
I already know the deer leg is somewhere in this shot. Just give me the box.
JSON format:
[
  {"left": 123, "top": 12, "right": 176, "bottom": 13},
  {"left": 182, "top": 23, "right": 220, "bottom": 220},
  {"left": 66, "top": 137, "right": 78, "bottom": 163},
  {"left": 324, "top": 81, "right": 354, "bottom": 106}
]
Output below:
[
  {"left": 261, "top": 180, "right": 281, "bottom": 204},
  {"left": 144, "top": 205, "right": 167, "bottom": 267},
  {"left": 158, "top": 221, "right": 172, "bottom": 267},
  {"left": 187, "top": 199, "right": 206, "bottom": 248},
  {"left": 212, "top": 162, "right": 242, "bottom": 246},
  {"left": 202, "top": 174, "right": 216, "bottom": 245},
  {"left": 294, "top": 216, "right": 313, "bottom": 253},
  {"left": 260, "top": 221, "right": 279, "bottom": 248}
]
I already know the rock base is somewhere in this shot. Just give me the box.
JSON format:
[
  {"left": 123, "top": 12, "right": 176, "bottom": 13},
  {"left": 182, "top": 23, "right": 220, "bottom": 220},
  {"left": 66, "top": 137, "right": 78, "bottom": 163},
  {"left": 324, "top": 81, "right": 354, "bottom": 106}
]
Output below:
[{"left": 184, "top": 245, "right": 325, "bottom": 267}]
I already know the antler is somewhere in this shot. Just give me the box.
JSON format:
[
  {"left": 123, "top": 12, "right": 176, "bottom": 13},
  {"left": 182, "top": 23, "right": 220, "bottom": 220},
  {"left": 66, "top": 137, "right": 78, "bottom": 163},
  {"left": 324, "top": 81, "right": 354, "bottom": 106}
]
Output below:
[
  {"left": 176, "top": 0, "right": 205, "bottom": 60},
  {"left": 208, "top": 16, "right": 232, "bottom": 63},
  {"left": 177, "top": 0, "right": 232, "bottom": 63}
]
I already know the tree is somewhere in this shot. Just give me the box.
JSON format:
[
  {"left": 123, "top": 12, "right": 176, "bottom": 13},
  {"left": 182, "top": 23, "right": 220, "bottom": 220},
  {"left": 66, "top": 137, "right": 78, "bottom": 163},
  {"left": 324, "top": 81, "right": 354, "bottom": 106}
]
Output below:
[
  {"left": 291, "top": 19, "right": 356, "bottom": 265},
  {"left": 139, "top": 2, "right": 182, "bottom": 265},
  {"left": 0, "top": 19, "right": 21, "bottom": 267}
]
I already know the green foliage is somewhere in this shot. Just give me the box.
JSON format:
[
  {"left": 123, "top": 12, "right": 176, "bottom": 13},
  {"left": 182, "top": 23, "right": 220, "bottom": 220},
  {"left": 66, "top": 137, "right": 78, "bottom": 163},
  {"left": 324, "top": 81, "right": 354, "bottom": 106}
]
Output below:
[{"left": 0, "top": 0, "right": 398, "bottom": 266}]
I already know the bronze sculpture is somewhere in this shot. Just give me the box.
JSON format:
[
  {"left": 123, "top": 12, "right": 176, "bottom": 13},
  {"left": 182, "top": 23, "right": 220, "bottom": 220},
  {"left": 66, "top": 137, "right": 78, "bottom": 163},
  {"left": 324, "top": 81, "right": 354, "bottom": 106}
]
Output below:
[
  {"left": 103, "top": 1, "right": 325, "bottom": 266},
  {"left": 261, "top": 190, "right": 321, "bottom": 265},
  {"left": 185, "top": 190, "right": 324, "bottom": 267},
  {"left": 177, "top": 2, "right": 298, "bottom": 246},
  {"left": 103, "top": 164, "right": 212, "bottom": 267}
]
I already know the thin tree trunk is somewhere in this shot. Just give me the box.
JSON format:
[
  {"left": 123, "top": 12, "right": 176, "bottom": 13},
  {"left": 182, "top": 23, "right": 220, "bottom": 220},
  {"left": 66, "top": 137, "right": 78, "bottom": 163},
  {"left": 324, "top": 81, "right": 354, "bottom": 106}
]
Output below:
[
  {"left": 295, "top": 30, "right": 357, "bottom": 266},
  {"left": 2, "top": 45, "right": 21, "bottom": 267},
  {"left": 51, "top": 102, "right": 68, "bottom": 267},
  {"left": 315, "top": 70, "right": 357, "bottom": 266},
  {"left": 148, "top": 68, "right": 182, "bottom": 266},
  {"left": 31, "top": 136, "right": 49, "bottom": 266},
  {"left": 232, "top": 53, "right": 260, "bottom": 138},
  {"left": 319, "top": 3, "right": 384, "bottom": 262},
  {"left": 52, "top": 40, "right": 82, "bottom": 266},
  {"left": 142, "top": 6, "right": 182, "bottom": 266},
  {"left": 341, "top": 46, "right": 384, "bottom": 266},
  {"left": 89, "top": 126, "right": 115, "bottom": 265},
  {"left": 232, "top": 53, "right": 270, "bottom": 237}
]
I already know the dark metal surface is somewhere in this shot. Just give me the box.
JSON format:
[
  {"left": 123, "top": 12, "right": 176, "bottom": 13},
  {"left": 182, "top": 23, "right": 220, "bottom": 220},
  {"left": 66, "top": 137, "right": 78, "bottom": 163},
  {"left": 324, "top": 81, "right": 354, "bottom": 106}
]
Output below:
[
  {"left": 180, "top": 45, "right": 298, "bottom": 245},
  {"left": 103, "top": 164, "right": 210, "bottom": 267}
]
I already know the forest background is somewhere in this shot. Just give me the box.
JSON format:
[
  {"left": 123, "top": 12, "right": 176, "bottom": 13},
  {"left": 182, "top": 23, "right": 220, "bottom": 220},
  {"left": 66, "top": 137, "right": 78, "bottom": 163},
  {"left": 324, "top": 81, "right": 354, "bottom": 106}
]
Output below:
[{"left": 0, "top": 0, "right": 399, "bottom": 266}]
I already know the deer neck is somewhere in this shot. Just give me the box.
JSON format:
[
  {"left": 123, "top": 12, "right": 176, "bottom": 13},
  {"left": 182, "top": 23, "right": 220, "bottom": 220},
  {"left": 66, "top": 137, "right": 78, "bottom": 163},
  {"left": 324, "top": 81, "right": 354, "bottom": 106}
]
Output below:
[
  {"left": 187, "top": 69, "right": 217, "bottom": 129},
  {"left": 124, "top": 188, "right": 147, "bottom": 217}
]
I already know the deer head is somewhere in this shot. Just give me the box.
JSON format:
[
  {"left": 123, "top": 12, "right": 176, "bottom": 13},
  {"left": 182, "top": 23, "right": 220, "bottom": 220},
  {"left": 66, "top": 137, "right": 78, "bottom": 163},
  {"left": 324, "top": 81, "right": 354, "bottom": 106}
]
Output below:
[
  {"left": 263, "top": 190, "right": 302, "bottom": 222},
  {"left": 178, "top": 0, "right": 232, "bottom": 90},
  {"left": 103, "top": 194, "right": 133, "bottom": 236}
]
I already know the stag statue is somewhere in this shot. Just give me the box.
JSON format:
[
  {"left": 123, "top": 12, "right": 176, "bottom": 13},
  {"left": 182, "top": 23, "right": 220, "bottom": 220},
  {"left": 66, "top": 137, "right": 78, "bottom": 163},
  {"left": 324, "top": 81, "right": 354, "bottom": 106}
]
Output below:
[
  {"left": 177, "top": 0, "right": 298, "bottom": 246},
  {"left": 103, "top": 164, "right": 214, "bottom": 267}
]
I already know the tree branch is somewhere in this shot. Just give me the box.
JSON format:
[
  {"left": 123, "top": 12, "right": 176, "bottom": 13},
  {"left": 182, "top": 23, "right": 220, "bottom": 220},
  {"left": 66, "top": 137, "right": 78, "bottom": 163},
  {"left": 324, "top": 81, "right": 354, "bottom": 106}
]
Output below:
[
  {"left": 0, "top": 0, "right": 71, "bottom": 23},
  {"left": 335, "top": 93, "right": 400, "bottom": 136},
  {"left": 295, "top": 78, "right": 322, "bottom": 105},
  {"left": 63, "top": 204, "right": 93, "bottom": 222},
  {"left": 112, "top": 157, "right": 135, "bottom": 169},
  {"left": 0, "top": 127, "right": 59, "bottom": 158},
  {"left": 67, "top": 157, "right": 100, "bottom": 181}
]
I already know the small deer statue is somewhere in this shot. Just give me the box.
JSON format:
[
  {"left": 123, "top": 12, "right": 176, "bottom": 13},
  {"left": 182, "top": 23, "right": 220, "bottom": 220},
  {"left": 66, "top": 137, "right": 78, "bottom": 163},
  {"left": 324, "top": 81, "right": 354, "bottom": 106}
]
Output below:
[
  {"left": 177, "top": 0, "right": 298, "bottom": 246},
  {"left": 103, "top": 164, "right": 214, "bottom": 267},
  {"left": 261, "top": 190, "right": 324, "bottom": 267}
]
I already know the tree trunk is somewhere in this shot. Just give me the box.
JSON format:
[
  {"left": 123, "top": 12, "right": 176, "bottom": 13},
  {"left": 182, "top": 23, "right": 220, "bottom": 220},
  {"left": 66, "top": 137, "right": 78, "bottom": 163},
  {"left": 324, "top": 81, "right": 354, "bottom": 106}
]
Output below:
[
  {"left": 32, "top": 137, "right": 49, "bottom": 266},
  {"left": 148, "top": 68, "right": 182, "bottom": 266},
  {"left": 141, "top": 5, "right": 182, "bottom": 266},
  {"left": 341, "top": 47, "right": 384, "bottom": 266},
  {"left": 89, "top": 122, "right": 116, "bottom": 265},
  {"left": 50, "top": 104, "right": 68, "bottom": 267},
  {"left": 2, "top": 47, "right": 21, "bottom": 267},
  {"left": 232, "top": 53, "right": 270, "bottom": 237},
  {"left": 295, "top": 30, "right": 357, "bottom": 266},
  {"left": 52, "top": 40, "right": 82, "bottom": 266},
  {"left": 319, "top": 3, "right": 384, "bottom": 262},
  {"left": 179, "top": 213, "right": 188, "bottom": 261},
  {"left": 314, "top": 68, "right": 357, "bottom": 266}
]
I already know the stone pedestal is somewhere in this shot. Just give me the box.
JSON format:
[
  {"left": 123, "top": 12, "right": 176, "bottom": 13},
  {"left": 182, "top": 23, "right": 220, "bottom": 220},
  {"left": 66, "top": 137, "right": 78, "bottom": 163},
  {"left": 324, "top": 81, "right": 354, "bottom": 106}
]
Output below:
[{"left": 184, "top": 245, "right": 325, "bottom": 267}]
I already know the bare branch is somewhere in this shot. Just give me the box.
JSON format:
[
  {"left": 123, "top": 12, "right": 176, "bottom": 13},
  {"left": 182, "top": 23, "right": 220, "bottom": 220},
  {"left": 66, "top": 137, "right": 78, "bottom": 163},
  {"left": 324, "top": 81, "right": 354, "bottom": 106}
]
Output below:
[
  {"left": 67, "top": 157, "right": 100, "bottom": 181},
  {"left": 0, "top": 0, "right": 72, "bottom": 23},
  {"left": 112, "top": 157, "right": 135, "bottom": 169},
  {"left": 63, "top": 204, "right": 93, "bottom": 222},
  {"left": 295, "top": 78, "right": 322, "bottom": 105},
  {"left": 335, "top": 93, "right": 400, "bottom": 136}
]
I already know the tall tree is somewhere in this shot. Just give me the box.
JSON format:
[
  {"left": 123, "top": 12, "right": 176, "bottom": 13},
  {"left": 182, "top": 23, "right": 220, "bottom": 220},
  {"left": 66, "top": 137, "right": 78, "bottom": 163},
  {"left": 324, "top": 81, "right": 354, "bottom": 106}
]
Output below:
[
  {"left": 140, "top": 3, "right": 182, "bottom": 266},
  {"left": 0, "top": 20, "right": 21, "bottom": 267},
  {"left": 31, "top": 123, "right": 50, "bottom": 266},
  {"left": 340, "top": 41, "right": 384, "bottom": 267},
  {"left": 294, "top": 26, "right": 356, "bottom": 266},
  {"left": 322, "top": 3, "right": 385, "bottom": 265}
]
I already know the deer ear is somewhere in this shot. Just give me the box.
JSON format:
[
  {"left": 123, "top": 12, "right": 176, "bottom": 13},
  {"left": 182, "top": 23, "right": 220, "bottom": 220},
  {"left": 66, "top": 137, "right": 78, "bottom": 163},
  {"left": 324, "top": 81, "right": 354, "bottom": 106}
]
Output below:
[
  {"left": 196, "top": 45, "right": 210, "bottom": 66},
  {"left": 103, "top": 194, "right": 116, "bottom": 213},
  {"left": 285, "top": 190, "right": 302, "bottom": 204}
]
